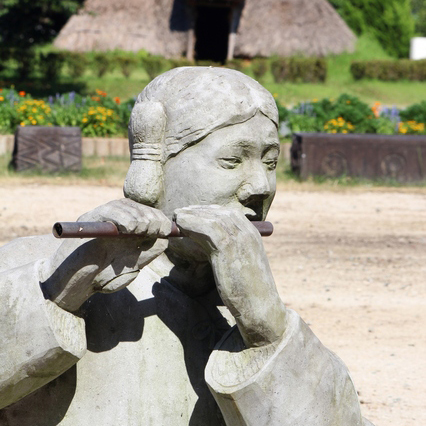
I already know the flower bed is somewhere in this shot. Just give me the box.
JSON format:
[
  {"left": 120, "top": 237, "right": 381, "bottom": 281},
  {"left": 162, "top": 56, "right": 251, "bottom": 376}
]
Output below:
[
  {"left": 1, "top": 88, "right": 425, "bottom": 145},
  {"left": 0, "top": 88, "right": 133, "bottom": 137}
]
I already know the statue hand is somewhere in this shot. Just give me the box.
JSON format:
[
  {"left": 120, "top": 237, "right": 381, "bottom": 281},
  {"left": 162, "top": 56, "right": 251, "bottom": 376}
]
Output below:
[
  {"left": 174, "top": 205, "right": 287, "bottom": 347},
  {"left": 41, "top": 199, "right": 171, "bottom": 312}
]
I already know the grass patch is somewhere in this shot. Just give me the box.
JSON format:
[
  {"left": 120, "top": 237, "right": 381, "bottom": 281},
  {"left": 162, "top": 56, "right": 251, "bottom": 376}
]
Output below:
[{"left": 0, "top": 154, "right": 129, "bottom": 186}]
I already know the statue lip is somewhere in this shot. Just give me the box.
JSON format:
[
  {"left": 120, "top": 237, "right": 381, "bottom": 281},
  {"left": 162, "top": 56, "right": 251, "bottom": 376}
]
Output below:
[{"left": 242, "top": 200, "right": 264, "bottom": 221}]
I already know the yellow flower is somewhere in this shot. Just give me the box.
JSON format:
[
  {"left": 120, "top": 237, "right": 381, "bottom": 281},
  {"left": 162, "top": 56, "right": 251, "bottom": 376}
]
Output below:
[
  {"left": 0, "top": 96, "right": 4, "bottom": 101},
  {"left": 20, "top": 122, "right": 26, "bottom": 126},
  {"left": 82, "top": 118, "right": 88, "bottom": 123},
  {"left": 28, "top": 116, "right": 33, "bottom": 120},
  {"left": 342, "top": 130, "right": 348, "bottom": 134},
  {"left": 31, "top": 120, "right": 37, "bottom": 125},
  {"left": 312, "top": 98, "right": 318, "bottom": 102},
  {"left": 32, "top": 108, "right": 37, "bottom": 113},
  {"left": 331, "top": 130, "right": 337, "bottom": 134}
]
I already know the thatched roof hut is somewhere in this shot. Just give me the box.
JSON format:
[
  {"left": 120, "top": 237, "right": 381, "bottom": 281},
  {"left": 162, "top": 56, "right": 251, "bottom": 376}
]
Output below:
[{"left": 54, "top": 0, "right": 356, "bottom": 62}]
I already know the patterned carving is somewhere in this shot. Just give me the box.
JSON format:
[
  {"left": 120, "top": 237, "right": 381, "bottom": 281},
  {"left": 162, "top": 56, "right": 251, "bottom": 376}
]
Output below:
[
  {"left": 320, "top": 151, "right": 348, "bottom": 177},
  {"left": 12, "top": 127, "right": 82, "bottom": 172},
  {"left": 380, "top": 153, "right": 406, "bottom": 178}
]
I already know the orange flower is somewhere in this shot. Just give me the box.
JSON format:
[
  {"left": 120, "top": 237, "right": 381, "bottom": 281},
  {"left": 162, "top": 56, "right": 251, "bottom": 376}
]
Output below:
[
  {"left": 91, "top": 96, "right": 101, "bottom": 102},
  {"left": 114, "top": 97, "right": 121, "bottom": 105},
  {"left": 19, "top": 91, "right": 26, "bottom": 97},
  {"left": 96, "top": 89, "right": 107, "bottom": 97}
]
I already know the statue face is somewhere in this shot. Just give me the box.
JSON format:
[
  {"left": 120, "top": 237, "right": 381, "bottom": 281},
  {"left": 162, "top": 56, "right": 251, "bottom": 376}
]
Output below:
[{"left": 159, "top": 112, "right": 279, "bottom": 220}]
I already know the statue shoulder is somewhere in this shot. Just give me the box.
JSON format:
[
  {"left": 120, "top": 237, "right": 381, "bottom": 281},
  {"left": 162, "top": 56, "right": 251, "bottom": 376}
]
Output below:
[{"left": 0, "top": 234, "right": 61, "bottom": 272}]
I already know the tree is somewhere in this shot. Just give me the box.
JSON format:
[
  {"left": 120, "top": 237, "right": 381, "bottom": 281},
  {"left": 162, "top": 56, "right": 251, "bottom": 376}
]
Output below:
[
  {"left": 412, "top": 0, "right": 426, "bottom": 35},
  {"left": 0, "top": 0, "right": 84, "bottom": 48},
  {"left": 329, "top": 0, "right": 415, "bottom": 58}
]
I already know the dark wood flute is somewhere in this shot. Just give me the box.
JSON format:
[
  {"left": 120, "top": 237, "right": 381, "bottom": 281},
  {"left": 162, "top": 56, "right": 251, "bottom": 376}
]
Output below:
[{"left": 53, "top": 221, "right": 274, "bottom": 239}]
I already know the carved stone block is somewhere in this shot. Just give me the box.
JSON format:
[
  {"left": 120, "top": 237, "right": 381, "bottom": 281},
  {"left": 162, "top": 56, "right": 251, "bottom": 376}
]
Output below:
[
  {"left": 291, "top": 133, "right": 426, "bottom": 182},
  {"left": 11, "top": 126, "right": 82, "bottom": 172}
]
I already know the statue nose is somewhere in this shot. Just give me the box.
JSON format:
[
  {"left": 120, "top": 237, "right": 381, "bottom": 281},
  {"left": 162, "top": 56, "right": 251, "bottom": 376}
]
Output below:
[{"left": 237, "top": 169, "right": 271, "bottom": 203}]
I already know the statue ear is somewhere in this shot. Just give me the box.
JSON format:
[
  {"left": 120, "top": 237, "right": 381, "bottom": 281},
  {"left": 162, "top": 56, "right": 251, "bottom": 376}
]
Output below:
[{"left": 123, "top": 101, "right": 166, "bottom": 206}]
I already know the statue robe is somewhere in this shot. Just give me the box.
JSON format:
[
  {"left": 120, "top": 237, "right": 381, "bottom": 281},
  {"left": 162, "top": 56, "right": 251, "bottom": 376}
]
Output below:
[{"left": 0, "top": 235, "right": 372, "bottom": 426}]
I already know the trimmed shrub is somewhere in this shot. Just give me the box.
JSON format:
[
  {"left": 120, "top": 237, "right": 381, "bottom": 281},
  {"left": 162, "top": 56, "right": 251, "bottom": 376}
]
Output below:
[
  {"left": 350, "top": 60, "right": 426, "bottom": 81},
  {"left": 251, "top": 58, "right": 269, "bottom": 81},
  {"left": 225, "top": 58, "right": 245, "bottom": 72},
  {"left": 270, "top": 57, "right": 327, "bottom": 83},
  {"left": 170, "top": 58, "right": 195, "bottom": 69},
  {"left": 64, "top": 52, "right": 88, "bottom": 79},
  {"left": 91, "top": 52, "right": 114, "bottom": 78},
  {"left": 39, "top": 52, "right": 66, "bottom": 81},
  {"left": 115, "top": 51, "right": 138, "bottom": 79},
  {"left": 141, "top": 55, "right": 167, "bottom": 81}
]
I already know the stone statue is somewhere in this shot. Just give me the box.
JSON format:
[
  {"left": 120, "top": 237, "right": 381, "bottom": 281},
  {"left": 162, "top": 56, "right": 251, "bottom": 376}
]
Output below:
[{"left": 0, "top": 67, "right": 373, "bottom": 425}]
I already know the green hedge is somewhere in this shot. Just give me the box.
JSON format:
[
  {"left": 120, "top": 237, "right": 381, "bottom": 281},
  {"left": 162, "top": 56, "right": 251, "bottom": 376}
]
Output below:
[
  {"left": 270, "top": 57, "right": 327, "bottom": 83},
  {"left": 351, "top": 60, "right": 426, "bottom": 81}
]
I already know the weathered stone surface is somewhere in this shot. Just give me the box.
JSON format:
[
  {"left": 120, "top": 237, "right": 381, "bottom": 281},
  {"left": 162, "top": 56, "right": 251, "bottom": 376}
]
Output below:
[
  {"left": 291, "top": 132, "right": 426, "bottom": 182},
  {"left": 11, "top": 126, "right": 81, "bottom": 172}
]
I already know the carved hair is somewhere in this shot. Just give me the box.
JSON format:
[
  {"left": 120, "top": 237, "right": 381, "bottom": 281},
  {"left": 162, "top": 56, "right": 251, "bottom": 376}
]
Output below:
[{"left": 123, "top": 67, "right": 278, "bottom": 205}]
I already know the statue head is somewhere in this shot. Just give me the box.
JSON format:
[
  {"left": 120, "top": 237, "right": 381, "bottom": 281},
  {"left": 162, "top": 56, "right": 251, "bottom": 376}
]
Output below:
[{"left": 124, "top": 67, "right": 280, "bottom": 219}]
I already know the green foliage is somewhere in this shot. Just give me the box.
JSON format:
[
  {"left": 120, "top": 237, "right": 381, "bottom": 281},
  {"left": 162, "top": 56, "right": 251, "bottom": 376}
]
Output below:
[
  {"left": 39, "top": 52, "right": 65, "bottom": 81},
  {"left": 287, "top": 115, "right": 321, "bottom": 133},
  {"left": 8, "top": 48, "right": 38, "bottom": 80},
  {"left": 64, "top": 52, "right": 88, "bottom": 79},
  {"left": 0, "top": 0, "right": 84, "bottom": 48},
  {"left": 399, "top": 100, "right": 426, "bottom": 122},
  {"left": 251, "top": 58, "right": 269, "bottom": 81},
  {"left": 141, "top": 55, "right": 168, "bottom": 81},
  {"left": 284, "top": 94, "right": 407, "bottom": 135},
  {"left": 0, "top": 88, "right": 132, "bottom": 137},
  {"left": 115, "top": 51, "right": 138, "bottom": 79},
  {"left": 412, "top": 0, "right": 426, "bottom": 35},
  {"left": 351, "top": 59, "right": 426, "bottom": 81},
  {"left": 270, "top": 57, "right": 327, "bottom": 83},
  {"left": 276, "top": 102, "right": 289, "bottom": 123},
  {"left": 225, "top": 59, "right": 245, "bottom": 72},
  {"left": 329, "top": 0, "right": 415, "bottom": 58},
  {"left": 90, "top": 52, "right": 113, "bottom": 78},
  {"left": 170, "top": 58, "right": 195, "bottom": 69}
]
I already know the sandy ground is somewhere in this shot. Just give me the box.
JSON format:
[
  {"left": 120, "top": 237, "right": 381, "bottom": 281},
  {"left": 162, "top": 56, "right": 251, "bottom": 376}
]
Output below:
[{"left": 0, "top": 182, "right": 425, "bottom": 425}]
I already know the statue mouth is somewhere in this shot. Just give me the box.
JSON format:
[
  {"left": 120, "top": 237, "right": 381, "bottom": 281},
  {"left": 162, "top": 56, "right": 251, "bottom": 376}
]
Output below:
[{"left": 243, "top": 199, "right": 264, "bottom": 221}]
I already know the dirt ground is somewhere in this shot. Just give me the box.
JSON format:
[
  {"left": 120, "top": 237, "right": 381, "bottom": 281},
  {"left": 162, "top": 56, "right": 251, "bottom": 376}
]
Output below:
[{"left": 0, "top": 182, "right": 425, "bottom": 425}]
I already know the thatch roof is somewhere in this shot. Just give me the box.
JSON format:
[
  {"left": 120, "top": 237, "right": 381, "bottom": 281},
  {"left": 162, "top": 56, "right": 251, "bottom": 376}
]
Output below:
[
  {"left": 54, "top": 0, "right": 355, "bottom": 58},
  {"left": 235, "top": 0, "right": 356, "bottom": 57}
]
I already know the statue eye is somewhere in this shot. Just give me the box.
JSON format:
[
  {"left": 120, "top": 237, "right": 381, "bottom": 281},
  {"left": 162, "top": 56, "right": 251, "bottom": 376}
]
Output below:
[
  {"left": 218, "top": 157, "right": 242, "bottom": 169},
  {"left": 263, "top": 159, "right": 278, "bottom": 170}
]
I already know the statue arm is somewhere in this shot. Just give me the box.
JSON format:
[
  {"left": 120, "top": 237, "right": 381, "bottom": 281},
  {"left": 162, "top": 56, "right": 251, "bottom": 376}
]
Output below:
[
  {"left": 205, "top": 309, "right": 366, "bottom": 426},
  {"left": 0, "top": 259, "right": 86, "bottom": 410}
]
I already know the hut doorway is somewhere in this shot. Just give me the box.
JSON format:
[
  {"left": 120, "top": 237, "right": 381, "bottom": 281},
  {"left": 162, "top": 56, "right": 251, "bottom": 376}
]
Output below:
[{"left": 194, "top": 6, "right": 230, "bottom": 63}]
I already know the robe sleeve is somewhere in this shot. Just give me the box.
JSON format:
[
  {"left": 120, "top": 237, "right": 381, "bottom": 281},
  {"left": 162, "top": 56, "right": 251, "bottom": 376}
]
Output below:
[
  {"left": 205, "top": 309, "right": 371, "bottom": 426},
  {"left": 0, "top": 260, "right": 86, "bottom": 409}
]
